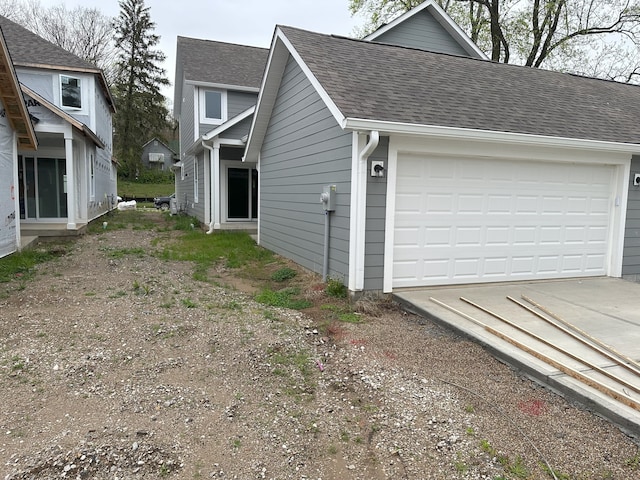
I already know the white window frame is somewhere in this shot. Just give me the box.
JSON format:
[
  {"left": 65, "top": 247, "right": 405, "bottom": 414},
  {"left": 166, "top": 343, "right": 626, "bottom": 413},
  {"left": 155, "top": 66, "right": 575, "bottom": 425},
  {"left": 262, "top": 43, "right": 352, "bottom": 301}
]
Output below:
[
  {"left": 199, "top": 88, "right": 227, "bottom": 125},
  {"left": 60, "top": 74, "right": 82, "bottom": 110}
]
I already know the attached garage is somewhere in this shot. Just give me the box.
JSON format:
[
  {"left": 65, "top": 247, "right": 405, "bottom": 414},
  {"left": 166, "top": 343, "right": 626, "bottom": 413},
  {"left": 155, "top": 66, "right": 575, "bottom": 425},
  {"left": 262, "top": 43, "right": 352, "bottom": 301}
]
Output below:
[{"left": 384, "top": 138, "right": 631, "bottom": 291}]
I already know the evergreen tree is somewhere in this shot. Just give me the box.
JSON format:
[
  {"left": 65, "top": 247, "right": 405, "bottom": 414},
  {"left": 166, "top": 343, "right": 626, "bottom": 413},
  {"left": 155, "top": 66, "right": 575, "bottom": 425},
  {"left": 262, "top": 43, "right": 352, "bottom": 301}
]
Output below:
[{"left": 112, "top": 0, "right": 170, "bottom": 179}]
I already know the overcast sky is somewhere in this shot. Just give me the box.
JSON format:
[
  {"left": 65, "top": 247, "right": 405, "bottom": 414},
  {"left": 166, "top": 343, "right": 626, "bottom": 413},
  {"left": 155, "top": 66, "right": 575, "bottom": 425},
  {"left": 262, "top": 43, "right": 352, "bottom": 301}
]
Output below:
[{"left": 37, "top": 0, "right": 365, "bottom": 100}]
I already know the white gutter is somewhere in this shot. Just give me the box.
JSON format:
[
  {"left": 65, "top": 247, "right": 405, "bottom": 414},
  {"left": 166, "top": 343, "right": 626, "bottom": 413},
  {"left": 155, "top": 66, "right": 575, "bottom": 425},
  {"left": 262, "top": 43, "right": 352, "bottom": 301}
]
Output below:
[
  {"left": 343, "top": 117, "right": 640, "bottom": 155},
  {"left": 348, "top": 130, "right": 379, "bottom": 292}
]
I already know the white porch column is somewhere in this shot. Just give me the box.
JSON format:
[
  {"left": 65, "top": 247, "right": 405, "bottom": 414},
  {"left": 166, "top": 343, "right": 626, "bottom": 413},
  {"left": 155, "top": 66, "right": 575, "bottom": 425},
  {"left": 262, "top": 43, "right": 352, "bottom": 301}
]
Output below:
[
  {"left": 212, "top": 139, "right": 221, "bottom": 229},
  {"left": 204, "top": 149, "right": 211, "bottom": 227},
  {"left": 64, "top": 132, "right": 76, "bottom": 230}
]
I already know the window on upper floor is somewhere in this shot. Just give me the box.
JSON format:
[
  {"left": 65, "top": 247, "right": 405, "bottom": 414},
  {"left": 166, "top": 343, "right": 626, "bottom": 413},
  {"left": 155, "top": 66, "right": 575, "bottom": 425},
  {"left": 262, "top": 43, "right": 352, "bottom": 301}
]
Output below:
[
  {"left": 61, "top": 75, "right": 82, "bottom": 109},
  {"left": 199, "top": 89, "right": 227, "bottom": 125}
]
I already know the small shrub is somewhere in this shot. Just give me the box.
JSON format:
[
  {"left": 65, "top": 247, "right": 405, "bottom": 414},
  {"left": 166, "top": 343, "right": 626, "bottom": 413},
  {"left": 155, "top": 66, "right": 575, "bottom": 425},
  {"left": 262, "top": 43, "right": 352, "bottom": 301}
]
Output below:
[
  {"left": 271, "top": 267, "right": 297, "bottom": 282},
  {"left": 325, "top": 278, "right": 347, "bottom": 298}
]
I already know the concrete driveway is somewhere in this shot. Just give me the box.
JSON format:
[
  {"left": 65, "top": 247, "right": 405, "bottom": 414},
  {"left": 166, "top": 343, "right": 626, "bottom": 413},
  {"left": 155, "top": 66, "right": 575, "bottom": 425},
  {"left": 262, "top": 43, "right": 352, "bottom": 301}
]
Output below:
[{"left": 393, "top": 277, "right": 640, "bottom": 439}]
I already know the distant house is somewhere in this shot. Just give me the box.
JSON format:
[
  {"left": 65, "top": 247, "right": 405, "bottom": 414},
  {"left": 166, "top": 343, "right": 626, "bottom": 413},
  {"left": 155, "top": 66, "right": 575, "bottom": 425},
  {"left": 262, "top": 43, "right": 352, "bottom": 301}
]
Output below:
[
  {"left": 245, "top": 2, "right": 640, "bottom": 294},
  {"left": 173, "top": 36, "right": 268, "bottom": 230},
  {"left": 0, "top": 15, "right": 116, "bottom": 241},
  {"left": 0, "top": 23, "right": 37, "bottom": 258},
  {"left": 141, "top": 137, "right": 176, "bottom": 171}
]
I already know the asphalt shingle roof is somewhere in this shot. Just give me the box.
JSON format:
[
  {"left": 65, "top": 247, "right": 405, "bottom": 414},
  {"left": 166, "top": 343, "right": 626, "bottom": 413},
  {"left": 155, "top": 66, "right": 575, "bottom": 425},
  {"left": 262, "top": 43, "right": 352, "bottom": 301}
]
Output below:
[
  {"left": 280, "top": 26, "right": 640, "bottom": 145},
  {"left": 0, "top": 15, "right": 98, "bottom": 71},
  {"left": 177, "top": 36, "right": 268, "bottom": 88}
]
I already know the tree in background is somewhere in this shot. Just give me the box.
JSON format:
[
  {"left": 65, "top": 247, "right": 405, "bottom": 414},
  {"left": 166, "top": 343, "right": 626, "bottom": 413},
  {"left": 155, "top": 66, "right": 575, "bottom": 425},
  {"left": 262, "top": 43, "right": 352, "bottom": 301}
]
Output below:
[
  {"left": 349, "top": 0, "right": 640, "bottom": 82},
  {"left": 0, "top": 0, "right": 117, "bottom": 81},
  {"left": 112, "top": 0, "right": 170, "bottom": 180}
]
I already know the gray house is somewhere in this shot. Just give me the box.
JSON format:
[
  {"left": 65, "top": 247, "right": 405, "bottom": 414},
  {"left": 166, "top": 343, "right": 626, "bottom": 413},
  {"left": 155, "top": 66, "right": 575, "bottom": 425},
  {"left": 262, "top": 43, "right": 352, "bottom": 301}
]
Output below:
[
  {"left": 141, "top": 137, "right": 176, "bottom": 171},
  {"left": 245, "top": 12, "right": 640, "bottom": 294},
  {"left": 173, "top": 36, "right": 268, "bottom": 230}
]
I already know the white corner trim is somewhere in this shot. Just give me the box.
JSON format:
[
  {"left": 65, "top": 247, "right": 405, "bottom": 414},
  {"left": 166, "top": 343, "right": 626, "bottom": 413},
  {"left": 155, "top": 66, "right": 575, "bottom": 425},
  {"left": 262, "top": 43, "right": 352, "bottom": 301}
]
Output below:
[{"left": 382, "top": 138, "right": 398, "bottom": 294}]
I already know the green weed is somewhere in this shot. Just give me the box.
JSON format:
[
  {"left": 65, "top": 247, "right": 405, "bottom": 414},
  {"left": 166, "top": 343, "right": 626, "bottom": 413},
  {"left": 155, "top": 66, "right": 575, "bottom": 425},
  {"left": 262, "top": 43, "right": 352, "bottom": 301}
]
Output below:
[
  {"left": 271, "top": 267, "right": 297, "bottom": 282},
  {"left": 255, "top": 287, "right": 311, "bottom": 310},
  {"left": 325, "top": 277, "right": 347, "bottom": 298}
]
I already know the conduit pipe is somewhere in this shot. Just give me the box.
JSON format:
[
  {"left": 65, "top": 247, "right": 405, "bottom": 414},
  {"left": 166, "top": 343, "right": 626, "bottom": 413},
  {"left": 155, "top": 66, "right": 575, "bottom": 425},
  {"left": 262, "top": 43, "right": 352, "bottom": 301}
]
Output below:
[
  {"left": 322, "top": 209, "right": 330, "bottom": 282},
  {"left": 202, "top": 141, "right": 216, "bottom": 234}
]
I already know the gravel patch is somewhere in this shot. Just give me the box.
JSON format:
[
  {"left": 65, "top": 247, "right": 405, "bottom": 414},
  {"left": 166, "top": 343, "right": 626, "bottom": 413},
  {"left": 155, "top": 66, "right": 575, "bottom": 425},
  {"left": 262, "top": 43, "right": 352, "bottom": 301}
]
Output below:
[{"left": 1, "top": 213, "right": 639, "bottom": 479}]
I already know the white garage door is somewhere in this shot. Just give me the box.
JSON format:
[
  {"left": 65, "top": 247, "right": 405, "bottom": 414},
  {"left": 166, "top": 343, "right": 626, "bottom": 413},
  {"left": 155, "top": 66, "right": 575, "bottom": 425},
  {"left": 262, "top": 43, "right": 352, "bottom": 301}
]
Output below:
[{"left": 393, "top": 154, "right": 614, "bottom": 288}]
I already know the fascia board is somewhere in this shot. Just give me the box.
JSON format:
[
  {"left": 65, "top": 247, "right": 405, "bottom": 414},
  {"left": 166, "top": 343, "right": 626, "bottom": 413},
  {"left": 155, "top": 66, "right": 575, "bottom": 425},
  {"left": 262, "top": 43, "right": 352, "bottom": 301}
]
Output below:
[
  {"left": 244, "top": 29, "right": 284, "bottom": 163},
  {"left": 245, "top": 26, "right": 349, "bottom": 163},
  {"left": 343, "top": 117, "right": 640, "bottom": 155},
  {"left": 186, "top": 79, "right": 260, "bottom": 93},
  {"left": 203, "top": 105, "right": 255, "bottom": 141},
  {"left": 22, "top": 84, "right": 105, "bottom": 149}
]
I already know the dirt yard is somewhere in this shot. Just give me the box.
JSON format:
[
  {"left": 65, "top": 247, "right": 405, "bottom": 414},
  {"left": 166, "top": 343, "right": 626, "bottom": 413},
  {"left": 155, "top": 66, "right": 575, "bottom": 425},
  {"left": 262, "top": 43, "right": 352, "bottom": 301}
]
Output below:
[{"left": 1, "top": 211, "right": 639, "bottom": 479}]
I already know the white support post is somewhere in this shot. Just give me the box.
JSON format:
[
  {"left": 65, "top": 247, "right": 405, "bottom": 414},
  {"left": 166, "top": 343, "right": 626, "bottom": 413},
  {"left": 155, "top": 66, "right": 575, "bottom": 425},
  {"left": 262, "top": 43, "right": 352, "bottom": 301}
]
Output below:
[{"left": 64, "top": 132, "right": 76, "bottom": 230}]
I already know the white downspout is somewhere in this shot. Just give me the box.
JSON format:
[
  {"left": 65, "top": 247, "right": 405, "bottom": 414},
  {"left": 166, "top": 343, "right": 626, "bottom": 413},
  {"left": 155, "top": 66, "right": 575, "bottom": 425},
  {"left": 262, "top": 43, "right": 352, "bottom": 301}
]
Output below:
[
  {"left": 202, "top": 141, "right": 216, "bottom": 234},
  {"left": 349, "top": 130, "right": 379, "bottom": 292}
]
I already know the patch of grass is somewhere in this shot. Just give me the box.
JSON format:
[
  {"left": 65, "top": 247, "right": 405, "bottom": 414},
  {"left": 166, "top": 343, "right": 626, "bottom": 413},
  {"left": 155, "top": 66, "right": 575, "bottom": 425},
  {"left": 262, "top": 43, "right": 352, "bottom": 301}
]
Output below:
[
  {"left": 626, "top": 451, "right": 640, "bottom": 469},
  {"left": 479, "top": 439, "right": 497, "bottom": 456},
  {"left": 540, "top": 463, "right": 571, "bottom": 480},
  {"left": 255, "top": 287, "right": 312, "bottom": 310},
  {"left": 159, "top": 230, "right": 272, "bottom": 271},
  {"left": 507, "top": 456, "right": 529, "bottom": 478},
  {"left": 271, "top": 267, "right": 297, "bottom": 282},
  {"left": 109, "top": 290, "right": 127, "bottom": 299},
  {"left": 465, "top": 404, "right": 475, "bottom": 413},
  {"left": 325, "top": 277, "right": 347, "bottom": 298},
  {"left": 181, "top": 298, "right": 198, "bottom": 308},
  {"left": 340, "top": 430, "right": 350, "bottom": 442},
  {"left": 0, "top": 248, "right": 54, "bottom": 283},
  {"left": 11, "top": 355, "right": 26, "bottom": 371},
  {"left": 338, "top": 312, "right": 361, "bottom": 323}
]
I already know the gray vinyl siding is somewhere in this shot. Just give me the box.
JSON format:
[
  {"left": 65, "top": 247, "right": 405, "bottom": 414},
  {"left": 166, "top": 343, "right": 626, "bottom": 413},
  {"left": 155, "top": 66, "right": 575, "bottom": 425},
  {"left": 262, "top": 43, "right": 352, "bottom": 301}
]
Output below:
[
  {"left": 363, "top": 137, "right": 389, "bottom": 291},
  {"left": 180, "top": 83, "right": 196, "bottom": 150},
  {"left": 259, "top": 56, "right": 352, "bottom": 284},
  {"left": 372, "top": 10, "right": 468, "bottom": 56},
  {"left": 623, "top": 155, "right": 640, "bottom": 280},
  {"left": 228, "top": 91, "right": 258, "bottom": 117},
  {"left": 222, "top": 116, "right": 253, "bottom": 140},
  {"left": 175, "top": 154, "right": 195, "bottom": 217},
  {"left": 192, "top": 152, "right": 205, "bottom": 223}
]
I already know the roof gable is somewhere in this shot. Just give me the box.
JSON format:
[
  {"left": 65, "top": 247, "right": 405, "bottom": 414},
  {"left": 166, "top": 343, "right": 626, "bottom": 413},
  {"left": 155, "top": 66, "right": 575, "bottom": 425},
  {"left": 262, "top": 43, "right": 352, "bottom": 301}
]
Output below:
[
  {"left": 0, "top": 24, "right": 36, "bottom": 149},
  {"left": 174, "top": 36, "right": 268, "bottom": 118},
  {"left": 247, "top": 26, "right": 640, "bottom": 160},
  {"left": 365, "top": 0, "right": 487, "bottom": 59},
  {"left": 0, "top": 15, "right": 99, "bottom": 72},
  {"left": 0, "top": 16, "right": 115, "bottom": 112}
]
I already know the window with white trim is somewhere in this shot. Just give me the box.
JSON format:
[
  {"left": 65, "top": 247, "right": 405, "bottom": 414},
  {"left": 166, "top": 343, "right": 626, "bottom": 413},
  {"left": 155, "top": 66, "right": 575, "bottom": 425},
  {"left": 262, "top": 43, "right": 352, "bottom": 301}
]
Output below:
[
  {"left": 199, "top": 89, "right": 227, "bottom": 124},
  {"left": 61, "top": 75, "right": 82, "bottom": 109},
  {"left": 149, "top": 152, "right": 164, "bottom": 163}
]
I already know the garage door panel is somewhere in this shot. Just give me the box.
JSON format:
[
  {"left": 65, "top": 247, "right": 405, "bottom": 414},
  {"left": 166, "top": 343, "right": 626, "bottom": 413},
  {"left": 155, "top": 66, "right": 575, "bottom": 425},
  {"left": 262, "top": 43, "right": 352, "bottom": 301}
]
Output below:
[{"left": 393, "top": 155, "right": 614, "bottom": 287}]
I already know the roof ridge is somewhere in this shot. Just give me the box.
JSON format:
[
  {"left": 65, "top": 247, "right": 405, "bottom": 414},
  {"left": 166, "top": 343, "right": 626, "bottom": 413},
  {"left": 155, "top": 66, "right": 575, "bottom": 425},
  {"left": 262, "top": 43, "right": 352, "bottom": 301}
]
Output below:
[
  {"left": 178, "top": 35, "right": 269, "bottom": 51},
  {"left": 281, "top": 25, "right": 640, "bottom": 91}
]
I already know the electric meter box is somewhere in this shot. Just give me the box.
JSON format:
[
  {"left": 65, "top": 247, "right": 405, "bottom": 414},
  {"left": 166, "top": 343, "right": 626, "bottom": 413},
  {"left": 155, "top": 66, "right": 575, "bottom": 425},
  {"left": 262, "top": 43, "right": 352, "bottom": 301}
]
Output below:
[{"left": 320, "top": 185, "right": 337, "bottom": 212}]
